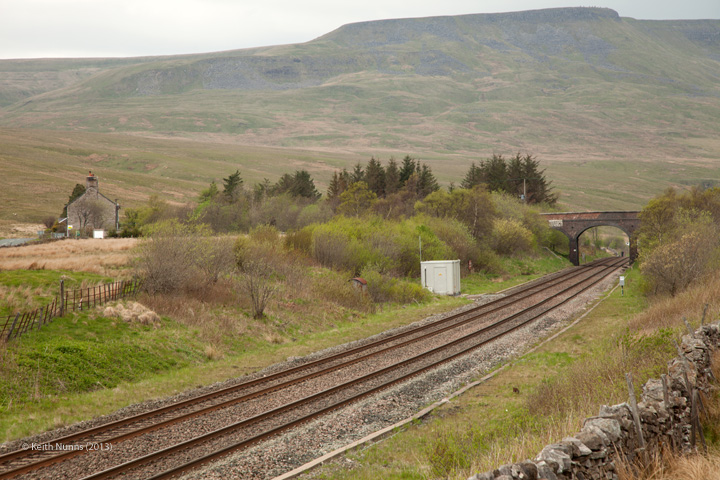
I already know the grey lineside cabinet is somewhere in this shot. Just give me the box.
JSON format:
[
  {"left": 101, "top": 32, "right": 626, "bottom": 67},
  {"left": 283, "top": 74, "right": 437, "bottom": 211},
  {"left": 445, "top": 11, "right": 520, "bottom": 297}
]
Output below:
[{"left": 421, "top": 260, "right": 461, "bottom": 295}]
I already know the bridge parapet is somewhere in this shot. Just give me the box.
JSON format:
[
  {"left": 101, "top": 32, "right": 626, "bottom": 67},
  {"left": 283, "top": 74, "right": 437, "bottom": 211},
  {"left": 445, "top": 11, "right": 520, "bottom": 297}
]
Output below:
[{"left": 541, "top": 211, "right": 640, "bottom": 265}]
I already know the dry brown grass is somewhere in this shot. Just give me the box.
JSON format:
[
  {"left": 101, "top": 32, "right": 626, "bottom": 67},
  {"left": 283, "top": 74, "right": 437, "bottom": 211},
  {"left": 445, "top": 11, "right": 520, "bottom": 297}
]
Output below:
[
  {"left": 0, "top": 285, "right": 47, "bottom": 312},
  {"left": 102, "top": 302, "right": 160, "bottom": 326},
  {"left": 140, "top": 279, "right": 247, "bottom": 347},
  {"left": 0, "top": 238, "right": 137, "bottom": 275},
  {"left": 617, "top": 446, "right": 720, "bottom": 480},
  {"left": 0, "top": 222, "right": 44, "bottom": 239},
  {"left": 629, "top": 271, "right": 720, "bottom": 333}
]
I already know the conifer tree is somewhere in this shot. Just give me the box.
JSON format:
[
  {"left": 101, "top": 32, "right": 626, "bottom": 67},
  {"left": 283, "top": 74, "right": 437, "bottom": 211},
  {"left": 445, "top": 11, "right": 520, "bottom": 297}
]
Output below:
[
  {"left": 384, "top": 157, "right": 401, "bottom": 195},
  {"left": 365, "top": 156, "right": 386, "bottom": 197},
  {"left": 483, "top": 154, "right": 508, "bottom": 193},
  {"left": 399, "top": 155, "right": 416, "bottom": 186},
  {"left": 223, "top": 170, "right": 243, "bottom": 202},
  {"left": 350, "top": 163, "right": 365, "bottom": 184},
  {"left": 199, "top": 181, "right": 219, "bottom": 203},
  {"left": 289, "top": 170, "right": 321, "bottom": 199},
  {"left": 461, "top": 162, "right": 484, "bottom": 189},
  {"left": 417, "top": 163, "right": 440, "bottom": 198}
]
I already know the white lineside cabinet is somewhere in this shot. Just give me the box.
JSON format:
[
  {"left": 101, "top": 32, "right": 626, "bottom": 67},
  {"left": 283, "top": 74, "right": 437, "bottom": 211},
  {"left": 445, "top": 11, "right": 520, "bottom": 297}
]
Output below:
[{"left": 421, "top": 260, "right": 461, "bottom": 295}]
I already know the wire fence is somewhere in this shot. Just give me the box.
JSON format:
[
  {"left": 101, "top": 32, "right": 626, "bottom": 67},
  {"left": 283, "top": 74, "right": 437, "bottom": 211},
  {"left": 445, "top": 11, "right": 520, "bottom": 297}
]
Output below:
[{"left": 0, "top": 279, "right": 142, "bottom": 342}]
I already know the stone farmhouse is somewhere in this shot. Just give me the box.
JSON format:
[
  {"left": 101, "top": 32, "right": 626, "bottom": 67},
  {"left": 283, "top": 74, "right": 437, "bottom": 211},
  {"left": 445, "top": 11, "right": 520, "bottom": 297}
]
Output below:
[{"left": 66, "top": 172, "right": 120, "bottom": 234}]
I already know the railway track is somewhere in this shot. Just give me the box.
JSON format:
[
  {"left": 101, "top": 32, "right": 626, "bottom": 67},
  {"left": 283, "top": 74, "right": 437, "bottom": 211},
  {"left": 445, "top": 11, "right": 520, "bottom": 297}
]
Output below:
[{"left": 0, "top": 257, "right": 627, "bottom": 480}]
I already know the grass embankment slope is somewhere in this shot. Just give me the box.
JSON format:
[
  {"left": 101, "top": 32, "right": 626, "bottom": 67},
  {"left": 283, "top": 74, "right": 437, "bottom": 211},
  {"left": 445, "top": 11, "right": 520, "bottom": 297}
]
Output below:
[
  {"left": 303, "top": 268, "right": 720, "bottom": 480},
  {"left": 0, "top": 240, "right": 566, "bottom": 442},
  {"left": 2, "top": 8, "right": 720, "bottom": 222}
]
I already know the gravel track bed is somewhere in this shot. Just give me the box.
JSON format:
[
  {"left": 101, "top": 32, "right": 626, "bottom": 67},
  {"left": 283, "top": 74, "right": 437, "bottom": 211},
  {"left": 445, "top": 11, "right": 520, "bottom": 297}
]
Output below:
[{"left": 180, "top": 270, "right": 621, "bottom": 480}]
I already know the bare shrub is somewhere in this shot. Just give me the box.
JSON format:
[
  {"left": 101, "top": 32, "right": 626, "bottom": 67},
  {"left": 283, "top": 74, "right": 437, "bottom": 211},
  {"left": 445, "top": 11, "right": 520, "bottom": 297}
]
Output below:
[
  {"left": 42, "top": 216, "right": 56, "bottom": 229},
  {"left": 640, "top": 225, "right": 719, "bottom": 296},
  {"left": 136, "top": 221, "right": 235, "bottom": 294},
  {"left": 191, "top": 235, "right": 236, "bottom": 286},
  {"left": 236, "top": 243, "right": 281, "bottom": 319},
  {"left": 312, "top": 229, "right": 351, "bottom": 270},
  {"left": 136, "top": 224, "right": 192, "bottom": 294}
]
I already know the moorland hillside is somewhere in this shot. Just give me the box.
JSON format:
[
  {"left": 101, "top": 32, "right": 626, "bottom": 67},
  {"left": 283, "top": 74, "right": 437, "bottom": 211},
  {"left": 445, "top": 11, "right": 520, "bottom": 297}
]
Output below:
[{"left": 1, "top": 7, "right": 720, "bottom": 219}]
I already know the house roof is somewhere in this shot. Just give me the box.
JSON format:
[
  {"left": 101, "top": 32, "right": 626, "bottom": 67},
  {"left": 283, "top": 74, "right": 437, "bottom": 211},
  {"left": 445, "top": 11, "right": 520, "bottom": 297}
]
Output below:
[{"left": 66, "top": 189, "right": 118, "bottom": 210}]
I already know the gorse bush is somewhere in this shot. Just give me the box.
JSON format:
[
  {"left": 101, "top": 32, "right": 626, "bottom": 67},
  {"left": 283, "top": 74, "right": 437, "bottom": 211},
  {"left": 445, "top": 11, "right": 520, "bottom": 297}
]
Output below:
[
  {"left": 308, "top": 216, "right": 454, "bottom": 277},
  {"left": 491, "top": 218, "right": 536, "bottom": 255},
  {"left": 283, "top": 227, "right": 313, "bottom": 254},
  {"left": 360, "top": 265, "right": 430, "bottom": 304}
]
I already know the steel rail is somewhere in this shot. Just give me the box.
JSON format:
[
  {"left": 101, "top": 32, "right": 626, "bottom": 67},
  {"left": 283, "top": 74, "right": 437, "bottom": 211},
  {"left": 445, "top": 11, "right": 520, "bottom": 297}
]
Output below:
[{"left": 79, "top": 258, "right": 627, "bottom": 480}]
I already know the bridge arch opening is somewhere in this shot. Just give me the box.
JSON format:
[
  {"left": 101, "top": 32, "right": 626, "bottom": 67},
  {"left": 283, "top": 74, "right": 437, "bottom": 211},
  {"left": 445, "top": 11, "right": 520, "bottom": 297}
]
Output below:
[
  {"left": 541, "top": 211, "right": 640, "bottom": 266},
  {"left": 576, "top": 226, "right": 630, "bottom": 264}
]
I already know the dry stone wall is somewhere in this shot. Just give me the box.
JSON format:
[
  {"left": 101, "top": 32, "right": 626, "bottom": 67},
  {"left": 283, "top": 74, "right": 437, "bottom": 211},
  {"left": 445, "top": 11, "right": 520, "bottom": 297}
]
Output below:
[{"left": 468, "top": 322, "right": 720, "bottom": 480}]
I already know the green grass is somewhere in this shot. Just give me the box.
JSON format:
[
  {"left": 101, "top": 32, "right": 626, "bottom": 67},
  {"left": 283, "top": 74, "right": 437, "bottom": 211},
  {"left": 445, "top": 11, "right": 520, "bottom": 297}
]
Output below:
[
  {"left": 0, "top": 310, "right": 208, "bottom": 440},
  {"left": 0, "top": 270, "right": 112, "bottom": 291}
]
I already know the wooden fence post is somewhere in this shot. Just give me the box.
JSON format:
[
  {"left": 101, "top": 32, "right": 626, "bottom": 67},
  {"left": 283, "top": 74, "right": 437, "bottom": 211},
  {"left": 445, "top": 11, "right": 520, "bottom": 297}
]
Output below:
[
  {"left": 626, "top": 373, "right": 647, "bottom": 461},
  {"left": 682, "top": 317, "right": 694, "bottom": 337},
  {"left": 60, "top": 279, "right": 65, "bottom": 316},
  {"left": 661, "top": 374, "right": 676, "bottom": 449},
  {"left": 14, "top": 313, "right": 27, "bottom": 339},
  {"left": 693, "top": 388, "right": 707, "bottom": 452},
  {"left": 6, "top": 313, "right": 20, "bottom": 341},
  {"left": 0, "top": 316, "right": 9, "bottom": 338}
]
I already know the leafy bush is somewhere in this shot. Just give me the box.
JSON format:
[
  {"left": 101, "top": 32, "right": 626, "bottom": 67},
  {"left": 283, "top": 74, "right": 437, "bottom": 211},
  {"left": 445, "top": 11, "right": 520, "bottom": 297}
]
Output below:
[
  {"left": 308, "top": 216, "right": 454, "bottom": 277},
  {"left": 491, "top": 218, "right": 536, "bottom": 255},
  {"left": 284, "top": 226, "right": 314, "bottom": 254},
  {"left": 422, "top": 216, "right": 501, "bottom": 273},
  {"left": 249, "top": 224, "right": 280, "bottom": 245},
  {"left": 319, "top": 278, "right": 372, "bottom": 311},
  {"left": 360, "top": 265, "right": 430, "bottom": 304}
]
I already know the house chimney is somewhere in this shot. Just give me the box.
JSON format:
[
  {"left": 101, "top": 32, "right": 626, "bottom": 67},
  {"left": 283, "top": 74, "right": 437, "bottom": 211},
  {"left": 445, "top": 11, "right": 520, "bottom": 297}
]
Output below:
[{"left": 86, "top": 171, "right": 98, "bottom": 195}]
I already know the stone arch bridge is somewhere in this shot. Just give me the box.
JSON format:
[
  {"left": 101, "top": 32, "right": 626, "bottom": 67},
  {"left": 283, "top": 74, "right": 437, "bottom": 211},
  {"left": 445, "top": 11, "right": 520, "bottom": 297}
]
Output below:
[{"left": 541, "top": 211, "right": 640, "bottom": 266}]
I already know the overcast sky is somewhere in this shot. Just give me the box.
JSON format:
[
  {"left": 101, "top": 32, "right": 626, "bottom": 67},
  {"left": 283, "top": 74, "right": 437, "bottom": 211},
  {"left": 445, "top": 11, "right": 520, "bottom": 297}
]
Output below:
[{"left": 1, "top": 0, "right": 719, "bottom": 60}]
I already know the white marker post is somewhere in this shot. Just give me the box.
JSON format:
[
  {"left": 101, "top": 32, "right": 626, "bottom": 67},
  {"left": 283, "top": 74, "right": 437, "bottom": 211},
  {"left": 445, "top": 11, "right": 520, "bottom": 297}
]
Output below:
[{"left": 619, "top": 275, "right": 625, "bottom": 296}]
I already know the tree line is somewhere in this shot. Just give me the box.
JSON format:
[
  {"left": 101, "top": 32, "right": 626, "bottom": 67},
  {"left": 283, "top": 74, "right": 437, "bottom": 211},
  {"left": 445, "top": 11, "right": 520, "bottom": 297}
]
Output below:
[{"left": 88, "top": 153, "right": 554, "bottom": 237}]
